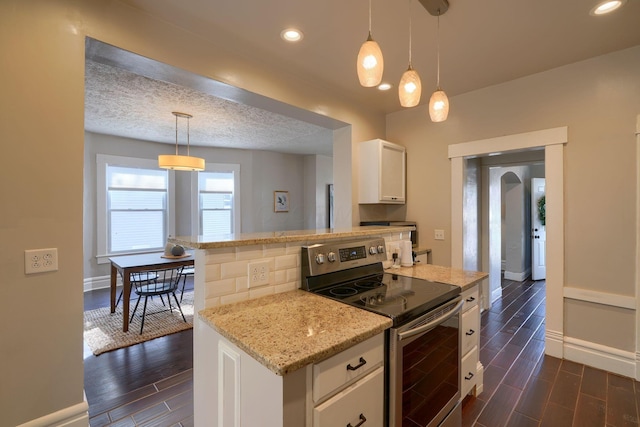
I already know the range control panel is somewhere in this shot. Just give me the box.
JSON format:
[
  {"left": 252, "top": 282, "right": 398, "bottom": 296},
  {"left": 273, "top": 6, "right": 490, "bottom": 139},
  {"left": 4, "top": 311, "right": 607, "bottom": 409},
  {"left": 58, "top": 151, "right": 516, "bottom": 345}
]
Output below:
[{"left": 301, "top": 237, "right": 387, "bottom": 278}]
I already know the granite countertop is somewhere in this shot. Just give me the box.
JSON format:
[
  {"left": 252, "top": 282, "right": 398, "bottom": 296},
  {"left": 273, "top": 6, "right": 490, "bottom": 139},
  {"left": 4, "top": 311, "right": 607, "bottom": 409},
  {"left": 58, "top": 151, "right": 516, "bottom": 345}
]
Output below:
[
  {"left": 199, "top": 290, "right": 392, "bottom": 376},
  {"left": 169, "top": 225, "right": 414, "bottom": 249},
  {"left": 390, "top": 263, "right": 488, "bottom": 291}
]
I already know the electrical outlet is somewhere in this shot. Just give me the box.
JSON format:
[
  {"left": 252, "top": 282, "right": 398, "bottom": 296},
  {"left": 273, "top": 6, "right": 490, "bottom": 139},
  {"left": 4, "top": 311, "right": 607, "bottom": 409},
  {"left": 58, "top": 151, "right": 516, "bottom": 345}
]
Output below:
[
  {"left": 25, "top": 248, "right": 58, "bottom": 274},
  {"left": 434, "top": 229, "right": 445, "bottom": 241},
  {"left": 247, "top": 260, "right": 269, "bottom": 287}
]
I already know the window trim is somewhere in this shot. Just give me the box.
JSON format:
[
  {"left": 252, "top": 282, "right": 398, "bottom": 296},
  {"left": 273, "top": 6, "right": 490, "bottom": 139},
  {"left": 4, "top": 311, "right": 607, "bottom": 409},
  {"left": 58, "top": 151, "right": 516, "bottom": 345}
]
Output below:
[
  {"left": 191, "top": 163, "right": 241, "bottom": 236},
  {"left": 96, "top": 154, "right": 175, "bottom": 264}
]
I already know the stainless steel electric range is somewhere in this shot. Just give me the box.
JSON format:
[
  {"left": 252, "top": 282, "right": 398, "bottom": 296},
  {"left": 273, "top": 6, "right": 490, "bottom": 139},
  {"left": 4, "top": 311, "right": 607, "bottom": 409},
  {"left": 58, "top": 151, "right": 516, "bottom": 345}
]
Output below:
[{"left": 302, "top": 237, "right": 463, "bottom": 427}]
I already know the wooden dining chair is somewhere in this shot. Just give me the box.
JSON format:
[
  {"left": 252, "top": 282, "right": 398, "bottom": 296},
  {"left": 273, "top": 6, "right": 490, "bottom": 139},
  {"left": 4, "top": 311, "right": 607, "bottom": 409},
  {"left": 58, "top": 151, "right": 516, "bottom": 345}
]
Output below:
[{"left": 129, "top": 266, "right": 187, "bottom": 334}]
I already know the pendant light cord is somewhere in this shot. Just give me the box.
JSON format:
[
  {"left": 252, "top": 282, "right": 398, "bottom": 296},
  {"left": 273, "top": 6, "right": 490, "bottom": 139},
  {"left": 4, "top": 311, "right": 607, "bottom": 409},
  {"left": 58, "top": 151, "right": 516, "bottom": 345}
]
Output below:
[
  {"left": 408, "top": 0, "right": 413, "bottom": 66},
  {"left": 186, "top": 116, "right": 191, "bottom": 156},
  {"left": 368, "top": 0, "right": 373, "bottom": 36},
  {"left": 436, "top": 11, "right": 441, "bottom": 89},
  {"left": 174, "top": 114, "right": 179, "bottom": 156}
]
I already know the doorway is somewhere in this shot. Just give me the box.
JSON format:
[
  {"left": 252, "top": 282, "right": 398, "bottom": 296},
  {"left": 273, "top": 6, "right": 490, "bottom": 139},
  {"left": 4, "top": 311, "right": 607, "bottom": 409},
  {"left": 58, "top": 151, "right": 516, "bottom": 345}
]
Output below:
[{"left": 449, "top": 126, "right": 567, "bottom": 358}]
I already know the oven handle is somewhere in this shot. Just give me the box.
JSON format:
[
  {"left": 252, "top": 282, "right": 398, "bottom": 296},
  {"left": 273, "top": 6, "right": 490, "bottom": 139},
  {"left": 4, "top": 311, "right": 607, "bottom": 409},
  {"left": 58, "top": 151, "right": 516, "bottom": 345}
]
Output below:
[{"left": 397, "top": 298, "right": 464, "bottom": 341}]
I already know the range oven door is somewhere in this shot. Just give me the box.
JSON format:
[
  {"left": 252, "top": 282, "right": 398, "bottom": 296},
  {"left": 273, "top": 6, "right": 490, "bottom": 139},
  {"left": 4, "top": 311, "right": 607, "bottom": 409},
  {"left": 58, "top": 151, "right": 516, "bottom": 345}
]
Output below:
[{"left": 388, "top": 297, "right": 463, "bottom": 427}]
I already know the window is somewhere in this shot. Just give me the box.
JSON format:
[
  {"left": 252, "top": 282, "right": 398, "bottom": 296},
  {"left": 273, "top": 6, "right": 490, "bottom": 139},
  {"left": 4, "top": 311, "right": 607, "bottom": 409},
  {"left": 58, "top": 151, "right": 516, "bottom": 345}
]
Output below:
[
  {"left": 97, "top": 155, "right": 175, "bottom": 263},
  {"left": 192, "top": 164, "right": 240, "bottom": 236}
]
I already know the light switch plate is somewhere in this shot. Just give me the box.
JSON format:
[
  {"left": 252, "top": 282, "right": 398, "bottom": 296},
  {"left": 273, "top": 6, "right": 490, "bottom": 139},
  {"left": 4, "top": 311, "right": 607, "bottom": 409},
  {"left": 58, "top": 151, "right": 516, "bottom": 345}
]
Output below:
[{"left": 434, "top": 229, "right": 445, "bottom": 241}]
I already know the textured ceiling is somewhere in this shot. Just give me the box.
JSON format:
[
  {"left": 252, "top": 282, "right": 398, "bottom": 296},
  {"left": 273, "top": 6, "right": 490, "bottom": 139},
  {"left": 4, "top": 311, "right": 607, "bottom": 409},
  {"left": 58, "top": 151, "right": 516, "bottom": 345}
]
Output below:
[
  {"left": 85, "top": 59, "right": 334, "bottom": 156},
  {"left": 86, "top": 0, "right": 640, "bottom": 155}
]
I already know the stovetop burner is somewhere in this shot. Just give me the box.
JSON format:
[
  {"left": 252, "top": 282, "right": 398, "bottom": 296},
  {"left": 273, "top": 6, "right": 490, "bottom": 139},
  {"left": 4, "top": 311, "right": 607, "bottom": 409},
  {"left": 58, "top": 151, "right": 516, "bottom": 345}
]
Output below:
[
  {"left": 329, "top": 287, "right": 358, "bottom": 297},
  {"left": 354, "top": 277, "right": 384, "bottom": 290}
]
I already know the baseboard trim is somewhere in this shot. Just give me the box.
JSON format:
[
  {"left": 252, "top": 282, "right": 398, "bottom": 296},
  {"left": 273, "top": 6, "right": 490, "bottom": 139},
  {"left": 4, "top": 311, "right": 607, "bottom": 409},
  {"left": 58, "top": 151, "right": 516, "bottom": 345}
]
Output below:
[
  {"left": 564, "top": 336, "right": 636, "bottom": 379},
  {"left": 545, "top": 329, "right": 563, "bottom": 358},
  {"left": 503, "top": 268, "right": 531, "bottom": 282},
  {"left": 84, "top": 275, "right": 117, "bottom": 292},
  {"left": 17, "top": 400, "right": 88, "bottom": 427}
]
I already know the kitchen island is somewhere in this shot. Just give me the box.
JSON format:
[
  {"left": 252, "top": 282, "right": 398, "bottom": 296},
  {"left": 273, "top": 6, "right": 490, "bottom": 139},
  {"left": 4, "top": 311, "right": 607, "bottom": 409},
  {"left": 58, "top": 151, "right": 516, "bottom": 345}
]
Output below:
[
  {"left": 170, "top": 226, "right": 488, "bottom": 426},
  {"left": 169, "top": 225, "right": 415, "bottom": 426}
]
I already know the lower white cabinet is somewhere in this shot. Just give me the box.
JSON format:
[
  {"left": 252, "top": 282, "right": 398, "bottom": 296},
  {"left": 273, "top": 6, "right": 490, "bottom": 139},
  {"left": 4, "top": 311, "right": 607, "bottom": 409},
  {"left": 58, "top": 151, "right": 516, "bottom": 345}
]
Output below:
[
  {"left": 311, "top": 334, "right": 385, "bottom": 426},
  {"left": 460, "top": 285, "right": 483, "bottom": 397},
  {"left": 199, "top": 325, "right": 385, "bottom": 427},
  {"left": 313, "top": 367, "right": 384, "bottom": 427}
]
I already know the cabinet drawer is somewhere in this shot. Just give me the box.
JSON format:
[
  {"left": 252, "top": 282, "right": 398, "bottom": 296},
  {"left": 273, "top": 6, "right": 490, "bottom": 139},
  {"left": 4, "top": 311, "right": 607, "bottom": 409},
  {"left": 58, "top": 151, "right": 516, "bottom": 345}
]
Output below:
[
  {"left": 461, "top": 346, "right": 478, "bottom": 397},
  {"left": 313, "top": 334, "right": 384, "bottom": 403},
  {"left": 313, "top": 367, "right": 384, "bottom": 427},
  {"left": 461, "top": 304, "right": 480, "bottom": 355},
  {"left": 462, "top": 286, "right": 479, "bottom": 312}
]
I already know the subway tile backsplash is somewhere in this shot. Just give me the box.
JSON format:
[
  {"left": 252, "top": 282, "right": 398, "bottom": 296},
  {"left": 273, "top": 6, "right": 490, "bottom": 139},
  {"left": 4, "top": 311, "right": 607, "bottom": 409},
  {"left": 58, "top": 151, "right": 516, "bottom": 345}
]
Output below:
[{"left": 202, "top": 232, "right": 408, "bottom": 308}]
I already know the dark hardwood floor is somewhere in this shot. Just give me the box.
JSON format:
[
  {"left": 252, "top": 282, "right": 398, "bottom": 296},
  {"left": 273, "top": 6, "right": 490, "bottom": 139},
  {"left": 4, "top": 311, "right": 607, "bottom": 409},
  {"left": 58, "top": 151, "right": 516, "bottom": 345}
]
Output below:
[
  {"left": 84, "top": 281, "right": 194, "bottom": 426},
  {"left": 463, "top": 277, "right": 640, "bottom": 427},
  {"left": 85, "top": 276, "right": 640, "bottom": 426}
]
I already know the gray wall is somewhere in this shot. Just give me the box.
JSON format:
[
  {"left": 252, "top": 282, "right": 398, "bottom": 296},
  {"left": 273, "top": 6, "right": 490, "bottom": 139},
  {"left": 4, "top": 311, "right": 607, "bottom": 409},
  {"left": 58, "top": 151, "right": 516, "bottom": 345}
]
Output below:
[
  {"left": 389, "top": 46, "right": 640, "bottom": 354},
  {"left": 84, "top": 131, "right": 326, "bottom": 280}
]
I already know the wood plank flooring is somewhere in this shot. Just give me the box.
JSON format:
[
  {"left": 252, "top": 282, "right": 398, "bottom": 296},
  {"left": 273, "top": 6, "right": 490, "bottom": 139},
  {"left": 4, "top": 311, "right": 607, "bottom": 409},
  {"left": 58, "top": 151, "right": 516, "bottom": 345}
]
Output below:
[
  {"left": 84, "top": 283, "right": 194, "bottom": 426},
  {"left": 462, "top": 277, "right": 640, "bottom": 427},
  {"left": 85, "top": 276, "right": 640, "bottom": 426}
]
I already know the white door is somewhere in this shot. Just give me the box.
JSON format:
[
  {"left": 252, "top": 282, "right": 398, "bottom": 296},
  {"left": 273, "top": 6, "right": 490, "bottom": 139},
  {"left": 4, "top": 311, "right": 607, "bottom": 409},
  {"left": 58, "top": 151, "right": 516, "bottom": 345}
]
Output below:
[{"left": 531, "top": 178, "right": 546, "bottom": 280}]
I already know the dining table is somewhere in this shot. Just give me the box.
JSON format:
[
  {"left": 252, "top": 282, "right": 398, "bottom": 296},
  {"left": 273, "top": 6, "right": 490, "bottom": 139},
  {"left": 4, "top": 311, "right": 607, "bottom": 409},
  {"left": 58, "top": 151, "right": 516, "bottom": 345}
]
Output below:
[{"left": 109, "top": 252, "right": 195, "bottom": 332}]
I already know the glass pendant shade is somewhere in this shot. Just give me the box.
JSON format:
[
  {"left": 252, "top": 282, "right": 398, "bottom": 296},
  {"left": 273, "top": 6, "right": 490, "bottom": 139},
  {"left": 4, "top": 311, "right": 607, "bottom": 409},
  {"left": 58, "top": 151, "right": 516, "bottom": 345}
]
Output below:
[
  {"left": 399, "top": 66, "right": 422, "bottom": 107},
  {"left": 429, "top": 89, "right": 449, "bottom": 122},
  {"left": 357, "top": 34, "right": 384, "bottom": 87}
]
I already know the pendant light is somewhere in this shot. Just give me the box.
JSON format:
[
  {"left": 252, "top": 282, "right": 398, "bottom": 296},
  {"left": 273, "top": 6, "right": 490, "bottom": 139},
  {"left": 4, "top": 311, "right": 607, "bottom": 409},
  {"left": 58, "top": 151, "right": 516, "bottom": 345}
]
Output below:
[
  {"left": 399, "top": 0, "right": 422, "bottom": 107},
  {"left": 357, "top": 0, "right": 384, "bottom": 87},
  {"left": 158, "top": 112, "right": 205, "bottom": 171},
  {"left": 428, "top": 9, "right": 449, "bottom": 122}
]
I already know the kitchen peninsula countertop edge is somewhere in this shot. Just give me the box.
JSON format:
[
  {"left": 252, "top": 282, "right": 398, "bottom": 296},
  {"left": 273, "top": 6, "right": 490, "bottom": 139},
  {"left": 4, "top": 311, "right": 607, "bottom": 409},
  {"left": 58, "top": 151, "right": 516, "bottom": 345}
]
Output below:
[{"left": 170, "top": 225, "right": 414, "bottom": 249}]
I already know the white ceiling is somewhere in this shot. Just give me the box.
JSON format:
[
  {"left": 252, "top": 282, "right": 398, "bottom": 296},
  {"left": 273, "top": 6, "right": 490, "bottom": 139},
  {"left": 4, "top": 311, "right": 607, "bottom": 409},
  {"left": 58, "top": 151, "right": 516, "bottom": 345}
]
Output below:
[{"left": 85, "top": 0, "right": 640, "bottom": 154}]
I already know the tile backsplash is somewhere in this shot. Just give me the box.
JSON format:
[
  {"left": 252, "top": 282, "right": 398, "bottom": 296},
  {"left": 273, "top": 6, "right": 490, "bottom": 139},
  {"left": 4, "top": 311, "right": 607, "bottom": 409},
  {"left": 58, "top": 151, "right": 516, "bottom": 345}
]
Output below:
[{"left": 202, "top": 232, "right": 411, "bottom": 309}]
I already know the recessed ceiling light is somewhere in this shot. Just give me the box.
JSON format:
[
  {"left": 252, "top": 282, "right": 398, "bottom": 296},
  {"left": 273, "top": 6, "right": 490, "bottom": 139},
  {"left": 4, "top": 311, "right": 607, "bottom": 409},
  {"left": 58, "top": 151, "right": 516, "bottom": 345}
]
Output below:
[
  {"left": 280, "top": 28, "right": 303, "bottom": 42},
  {"left": 590, "top": 0, "right": 627, "bottom": 15},
  {"left": 377, "top": 83, "right": 392, "bottom": 91}
]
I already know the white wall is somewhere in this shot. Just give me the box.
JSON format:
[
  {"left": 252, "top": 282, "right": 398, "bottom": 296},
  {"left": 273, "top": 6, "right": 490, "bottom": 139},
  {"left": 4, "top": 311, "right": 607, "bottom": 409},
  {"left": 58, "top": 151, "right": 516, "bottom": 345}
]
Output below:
[{"left": 84, "top": 132, "right": 329, "bottom": 279}]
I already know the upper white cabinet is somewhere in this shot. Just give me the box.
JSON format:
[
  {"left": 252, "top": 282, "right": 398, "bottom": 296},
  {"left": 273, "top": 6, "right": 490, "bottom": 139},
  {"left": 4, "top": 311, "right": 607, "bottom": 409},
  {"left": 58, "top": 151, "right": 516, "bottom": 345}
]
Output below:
[{"left": 358, "top": 139, "right": 406, "bottom": 204}]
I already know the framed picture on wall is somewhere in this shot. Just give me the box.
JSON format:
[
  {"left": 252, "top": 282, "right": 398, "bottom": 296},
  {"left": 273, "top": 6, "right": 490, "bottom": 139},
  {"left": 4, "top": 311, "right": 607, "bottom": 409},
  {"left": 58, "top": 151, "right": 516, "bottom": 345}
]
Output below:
[{"left": 274, "top": 191, "right": 289, "bottom": 212}]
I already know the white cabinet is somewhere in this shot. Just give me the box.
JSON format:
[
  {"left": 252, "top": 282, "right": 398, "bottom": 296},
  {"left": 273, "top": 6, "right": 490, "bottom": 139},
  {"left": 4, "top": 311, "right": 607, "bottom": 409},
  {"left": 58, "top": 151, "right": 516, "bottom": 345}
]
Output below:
[
  {"left": 460, "top": 285, "right": 483, "bottom": 397},
  {"left": 311, "top": 334, "right": 385, "bottom": 426},
  {"left": 358, "top": 139, "right": 406, "bottom": 204}
]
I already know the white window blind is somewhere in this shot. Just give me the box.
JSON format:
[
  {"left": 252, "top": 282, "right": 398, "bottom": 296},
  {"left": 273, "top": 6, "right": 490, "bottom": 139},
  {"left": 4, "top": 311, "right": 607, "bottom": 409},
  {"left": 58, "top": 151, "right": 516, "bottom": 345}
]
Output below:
[
  {"left": 96, "top": 154, "right": 175, "bottom": 264},
  {"left": 199, "top": 171, "right": 235, "bottom": 235},
  {"left": 107, "top": 165, "right": 168, "bottom": 253}
]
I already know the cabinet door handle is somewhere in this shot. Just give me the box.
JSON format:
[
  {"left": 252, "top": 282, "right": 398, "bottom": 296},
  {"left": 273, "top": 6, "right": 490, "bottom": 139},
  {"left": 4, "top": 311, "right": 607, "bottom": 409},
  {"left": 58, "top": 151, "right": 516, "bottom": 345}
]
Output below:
[
  {"left": 346, "top": 357, "right": 367, "bottom": 371},
  {"left": 347, "top": 413, "right": 367, "bottom": 427},
  {"left": 466, "top": 296, "right": 476, "bottom": 302},
  {"left": 465, "top": 329, "right": 475, "bottom": 336},
  {"left": 465, "top": 372, "right": 475, "bottom": 380}
]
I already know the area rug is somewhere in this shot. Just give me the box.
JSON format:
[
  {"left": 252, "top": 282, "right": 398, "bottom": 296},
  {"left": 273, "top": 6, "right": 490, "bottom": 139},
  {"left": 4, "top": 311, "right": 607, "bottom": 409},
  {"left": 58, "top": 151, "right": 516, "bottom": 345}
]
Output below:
[{"left": 84, "top": 291, "right": 194, "bottom": 356}]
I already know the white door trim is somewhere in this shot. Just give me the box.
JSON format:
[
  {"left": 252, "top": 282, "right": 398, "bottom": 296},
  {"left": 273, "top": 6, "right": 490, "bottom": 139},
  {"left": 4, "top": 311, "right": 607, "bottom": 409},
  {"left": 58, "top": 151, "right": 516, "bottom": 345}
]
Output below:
[
  {"left": 449, "top": 126, "right": 567, "bottom": 358},
  {"left": 635, "top": 114, "right": 640, "bottom": 379}
]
